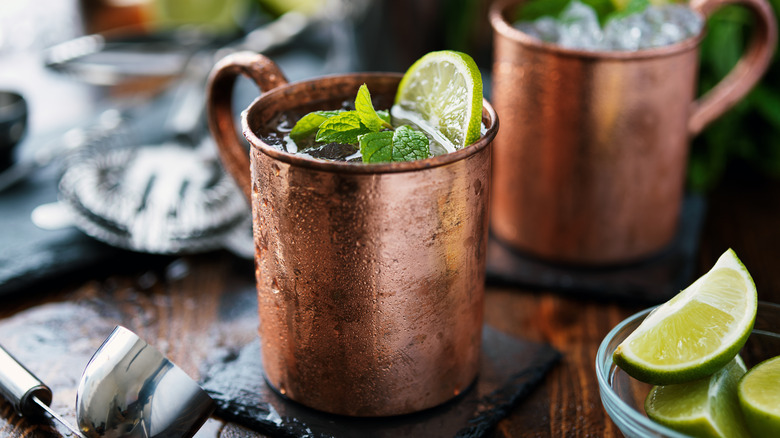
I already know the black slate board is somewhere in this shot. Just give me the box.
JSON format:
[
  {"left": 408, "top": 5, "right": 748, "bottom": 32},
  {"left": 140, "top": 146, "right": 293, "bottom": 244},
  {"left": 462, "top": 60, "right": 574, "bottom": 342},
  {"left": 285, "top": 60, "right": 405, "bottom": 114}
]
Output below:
[
  {"left": 485, "top": 194, "right": 707, "bottom": 304},
  {"left": 0, "top": 165, "right": 135, "bottom": 297},
  {"left": 201, "top": 326, "right": 560, "bottom": 438},
  {"left": 0, "top": 48, "right": 350, "bottom": 299}
]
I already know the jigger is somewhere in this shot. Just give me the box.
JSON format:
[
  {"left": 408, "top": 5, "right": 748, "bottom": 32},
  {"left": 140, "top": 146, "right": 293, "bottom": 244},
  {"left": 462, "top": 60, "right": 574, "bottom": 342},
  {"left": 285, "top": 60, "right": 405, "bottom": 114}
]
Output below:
[{"left": 0, "top": 326, "right": 214, "bottom": 438}]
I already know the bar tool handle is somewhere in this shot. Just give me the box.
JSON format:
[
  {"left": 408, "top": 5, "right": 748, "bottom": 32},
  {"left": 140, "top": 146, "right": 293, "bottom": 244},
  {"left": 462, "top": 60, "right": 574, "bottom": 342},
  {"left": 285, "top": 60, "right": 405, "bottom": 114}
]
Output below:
[
  {"left": 688, "top": 0, "right": 777, "bottom": 135},
  {"left": 207, "top": 51, "right": 289, "bottom": 201},
  {"left": 0, "top": 345, "right": 52, "bottom": 417}
]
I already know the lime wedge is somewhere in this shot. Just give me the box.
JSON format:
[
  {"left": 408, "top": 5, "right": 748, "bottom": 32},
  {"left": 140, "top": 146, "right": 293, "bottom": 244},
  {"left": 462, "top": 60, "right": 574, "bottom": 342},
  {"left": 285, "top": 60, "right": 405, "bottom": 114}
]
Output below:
[
  {"left": 150, "top": 0, "right": 245, "bottom": 32},
  {"left": 613, "top": 249, "right": 757, "bottom": 385},
  {"left": 393, "top": 50, "right": 483, "bottom": 153},
  {"left": 738, "top": 355, "right": 780, "bottom": 437},
  {"left": 645, "top": 356, "right": 752, "bottom": 438}
]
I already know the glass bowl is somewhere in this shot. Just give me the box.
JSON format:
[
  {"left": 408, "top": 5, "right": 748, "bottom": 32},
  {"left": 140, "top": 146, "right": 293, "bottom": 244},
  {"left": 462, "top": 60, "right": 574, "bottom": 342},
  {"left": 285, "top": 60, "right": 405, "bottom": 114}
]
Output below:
[{"left": 596, "top": 301, "right": 780, "bottom": 437}]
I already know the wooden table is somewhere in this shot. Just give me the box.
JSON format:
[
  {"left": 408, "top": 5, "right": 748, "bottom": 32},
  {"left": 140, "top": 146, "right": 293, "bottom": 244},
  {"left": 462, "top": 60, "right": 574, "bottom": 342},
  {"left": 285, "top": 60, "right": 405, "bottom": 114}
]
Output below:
[{"left": 1, "top": 163, "right": 778, "bottom": 438}]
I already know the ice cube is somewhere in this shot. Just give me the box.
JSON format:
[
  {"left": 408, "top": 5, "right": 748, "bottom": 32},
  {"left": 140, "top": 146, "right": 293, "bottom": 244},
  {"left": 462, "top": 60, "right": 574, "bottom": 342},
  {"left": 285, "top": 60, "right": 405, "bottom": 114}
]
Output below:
[
  {"left": 662, "top": 5, "right": 704, "bottom": 39},
  {"left": 604, "top": 4, "right": 704, "bottom": 50},
  {"left": 515, "top": 17, "right": 561, "bottom": 43},
  {"left": 513, "top": 1, "right": 704, "bottom": 52},
  {"left": 604, "top": 14, "right": 651, "bottom": 51},
  {"left": 557, "top": 0, "right": 603, "bottom": 50}
]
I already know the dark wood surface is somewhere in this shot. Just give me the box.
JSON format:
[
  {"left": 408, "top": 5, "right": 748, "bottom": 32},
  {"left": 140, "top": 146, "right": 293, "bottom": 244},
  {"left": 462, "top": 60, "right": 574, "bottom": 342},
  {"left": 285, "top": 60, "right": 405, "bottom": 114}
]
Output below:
[{"left": 1, "top": 168, "right": 778, "bottom": 438}]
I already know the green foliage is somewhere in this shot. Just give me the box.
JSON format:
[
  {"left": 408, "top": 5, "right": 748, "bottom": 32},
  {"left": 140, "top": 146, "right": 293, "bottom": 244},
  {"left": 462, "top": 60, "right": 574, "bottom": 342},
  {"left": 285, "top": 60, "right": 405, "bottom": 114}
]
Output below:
[
  {"left": 390, "top": 126, "right": 430, "bottom": 162},
  {"left": 515, "top": 0, "right": 572, "bottom": 22},
  {"left": 359, "top": 131, "right": 394, "bottom": 162},
  {"left": 377, "top": 110, "right": 391, "bottom": 125},
  {"left": 315, "top": 111, "right": 368, "bottom": 144},
  {"left": 289, "top": 84, "right": 431, "bottom": 163},
  {"left": 358, "top": 126, "right": 430, "bottom": 163},
  {"left": 691, "top": 2, "right": 780, "bottom": 190},
  {"left": 608, "top": 0, "right": 650, "bottom": 21},
  {"left": 289, "top": 110, "right": 341, "bottom": 145},
  {"left": 515, "top": 0, "right": 628, "bottom": 25},
  {"left": 355, "top": 84, "right": 391, "bottom": 131}
]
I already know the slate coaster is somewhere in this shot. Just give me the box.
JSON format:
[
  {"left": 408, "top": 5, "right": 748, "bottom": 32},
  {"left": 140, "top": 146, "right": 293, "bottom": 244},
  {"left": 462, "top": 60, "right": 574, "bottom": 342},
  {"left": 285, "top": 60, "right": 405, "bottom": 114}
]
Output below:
[
  {"left": 485, "top": 194, "right": 706, "bottom": 304},
  {"left": 201, "top": 326, "right": 560, "bottom": 438}
]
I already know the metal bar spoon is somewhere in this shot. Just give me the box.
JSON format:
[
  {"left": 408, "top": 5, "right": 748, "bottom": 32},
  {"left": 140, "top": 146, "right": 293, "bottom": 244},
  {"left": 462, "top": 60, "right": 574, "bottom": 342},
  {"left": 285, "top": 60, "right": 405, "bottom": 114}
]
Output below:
[{"left": 0, "top": 326, "right": 214, "bottom": 438}]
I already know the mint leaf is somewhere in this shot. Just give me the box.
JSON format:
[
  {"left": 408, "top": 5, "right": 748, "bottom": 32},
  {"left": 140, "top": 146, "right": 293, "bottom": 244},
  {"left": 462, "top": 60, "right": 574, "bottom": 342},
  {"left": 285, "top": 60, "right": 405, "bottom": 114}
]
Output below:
[
  {"left": 359, "top": 131, "right": 394, "bottom": 163},
  {"left": 607, "top": 0, "right": 649, "bottom": 21},
  {"left": 516, "top": 0, "right": 571, "bottom": 21},
  {"left": 377, "top": 110, "right": 391, "bottom": 125},
  {"left": 359, "top": 131, "right": 393, "bottom": 163},
  {"left": 315, "top": 111, "right": 371, "bottom": 144},
  {"left": 359, "top": 127, "right": 430, "bottom": 163},
  {"left": 622, "top": 0, "right": 650, "bottom": 14},
  {"left": 392, "top": 126, "right": 430, "bottom": 161},
  {"left": 517, "top": 0, "right": 618, "bottom": 26},
  {"left": 355, "top": 84, "right": 391, "bottom": 132},
  {"left": 583, "top": 0, "right": 619, "bottom": 23},
  {"left": 290, "top": 110, "right": 341, "bottom": 144}
]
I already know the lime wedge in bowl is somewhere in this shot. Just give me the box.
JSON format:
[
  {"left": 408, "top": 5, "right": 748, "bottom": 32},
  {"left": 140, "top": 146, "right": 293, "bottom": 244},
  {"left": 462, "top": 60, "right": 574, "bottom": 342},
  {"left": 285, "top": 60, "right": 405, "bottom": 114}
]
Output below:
[
  {"left": 393, "top": 50, "right": 483, "bottom": 153},
  {"left": 645, "top": 356, "right": 751, "bottom": 438},
  {"left": 738, "top": 355, "right": 780, "bottom": 437},
  {"left": 613, "top": 249, "right": 758, "bottom": 385}
]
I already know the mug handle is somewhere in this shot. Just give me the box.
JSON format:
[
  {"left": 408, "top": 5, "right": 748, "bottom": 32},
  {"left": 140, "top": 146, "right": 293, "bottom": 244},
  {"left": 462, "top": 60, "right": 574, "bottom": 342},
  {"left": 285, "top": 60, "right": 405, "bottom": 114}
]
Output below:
[
  {"left": 688, "top": 0, "right": 777, "bottom": 136},
  {"left": 207, "top": 51, "right": 288, "bottom": 201}
]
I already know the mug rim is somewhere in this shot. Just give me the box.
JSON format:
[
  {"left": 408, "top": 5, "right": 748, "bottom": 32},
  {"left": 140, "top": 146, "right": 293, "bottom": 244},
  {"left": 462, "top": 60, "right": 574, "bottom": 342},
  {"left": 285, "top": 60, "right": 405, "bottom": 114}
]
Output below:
[
  {"left": 490, "top": 0, "right": 706, "bottom": 60},
  {"left": 241, "top": 72, "right": 498, "bottom": 175}
]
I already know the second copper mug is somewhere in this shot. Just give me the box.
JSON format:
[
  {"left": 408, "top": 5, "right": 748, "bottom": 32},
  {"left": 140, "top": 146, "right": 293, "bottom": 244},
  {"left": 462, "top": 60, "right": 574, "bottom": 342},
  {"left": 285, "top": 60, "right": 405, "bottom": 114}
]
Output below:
[
  {"left": 207, "top": 52, "right": 498, "bottom": 416},
  {"left": 490, "top": 0, "right": 777, "bottom": 265}
]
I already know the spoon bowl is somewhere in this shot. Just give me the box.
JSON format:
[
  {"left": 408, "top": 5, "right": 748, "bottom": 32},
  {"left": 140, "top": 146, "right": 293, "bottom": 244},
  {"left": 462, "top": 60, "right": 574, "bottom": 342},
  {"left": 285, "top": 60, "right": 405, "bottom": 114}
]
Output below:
[{"left": 76, "top": 326, "right": 214, "bottom": 438}]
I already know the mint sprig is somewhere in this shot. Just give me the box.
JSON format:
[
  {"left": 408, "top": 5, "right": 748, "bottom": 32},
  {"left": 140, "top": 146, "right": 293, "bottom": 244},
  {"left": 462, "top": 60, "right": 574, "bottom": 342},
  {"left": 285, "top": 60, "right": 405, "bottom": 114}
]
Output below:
[
  {"left": 377, "top": 110, "right": 391, "bottom": 125},
  {"left": 390, "top": 126, "right": 429, "bottom": 162},
  {"left": 358, "top": 126, "right": 430, "bottom": 163},
  {"left": 359, "top": 131, "right": 394, "bottom": 162},
  {"left": 356, "top": 84, "right": 392, "bottom": 131},
  {"left": 289, "top": 110, "right": 342, "bottom": 144},
  {"left": 517, "top": 0, "right": 652, "bottom": 26},
  {"left": 315, "top": 111, "right": 367, "bottom": 144},
  {"left": 606, "top": 0, "right": 650, "bottom": 21},
  {"left": 289, "top": 84, "right": 431, "bottom": 163}
]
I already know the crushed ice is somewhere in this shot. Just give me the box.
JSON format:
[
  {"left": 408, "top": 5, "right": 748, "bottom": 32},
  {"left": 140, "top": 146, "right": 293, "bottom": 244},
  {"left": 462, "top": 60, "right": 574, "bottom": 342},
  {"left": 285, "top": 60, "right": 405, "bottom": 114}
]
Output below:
[{"left": 514, "top": 0, "right": 704, "bottom": 51}]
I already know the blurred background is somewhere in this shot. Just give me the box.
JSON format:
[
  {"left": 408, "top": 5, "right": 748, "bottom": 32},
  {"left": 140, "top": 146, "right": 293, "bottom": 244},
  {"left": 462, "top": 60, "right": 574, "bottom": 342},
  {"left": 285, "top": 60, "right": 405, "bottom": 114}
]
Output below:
[
  {"left": 1, "top": 0, "right": 777, "bottom": 190},
  {"left": 0, "top": 0, "right": 777, "bottom": 295}
]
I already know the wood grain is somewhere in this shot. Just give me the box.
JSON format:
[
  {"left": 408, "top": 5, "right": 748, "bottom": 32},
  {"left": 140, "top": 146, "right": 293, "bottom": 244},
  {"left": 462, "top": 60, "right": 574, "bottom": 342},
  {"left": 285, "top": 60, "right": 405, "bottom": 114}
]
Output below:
[{"left": 0, "top": 173, "right": 779, "bottom": 437}]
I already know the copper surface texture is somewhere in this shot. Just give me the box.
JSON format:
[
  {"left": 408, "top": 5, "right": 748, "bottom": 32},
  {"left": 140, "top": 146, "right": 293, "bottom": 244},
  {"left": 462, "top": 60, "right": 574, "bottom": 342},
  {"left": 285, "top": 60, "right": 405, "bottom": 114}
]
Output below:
[
  {"left": 207, "top": 52, "right": 498, "bottom": 416},
  {"left": 489, "top": 0, "right": 776, "bottom": 265}
]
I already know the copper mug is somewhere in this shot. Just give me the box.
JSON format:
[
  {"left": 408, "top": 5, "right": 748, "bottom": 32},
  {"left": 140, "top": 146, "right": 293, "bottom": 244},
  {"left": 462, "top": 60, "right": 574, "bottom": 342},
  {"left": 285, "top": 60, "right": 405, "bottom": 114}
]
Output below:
[
  {"left": 490, "top": 0, "right": 777, "bottom": 265},
  {"left": 206, "top": 52, "right": 498, "bottom": 416}
]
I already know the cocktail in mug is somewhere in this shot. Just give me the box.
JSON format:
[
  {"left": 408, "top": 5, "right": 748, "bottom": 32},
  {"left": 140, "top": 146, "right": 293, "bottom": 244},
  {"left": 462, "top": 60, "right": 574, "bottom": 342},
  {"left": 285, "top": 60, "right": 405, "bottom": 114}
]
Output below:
[
  {"left": 207, "top": 51, "right": 498, "bottom": 416},
  {"left": 490, "top": 0, "right": 776, "bottom": 265}
]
